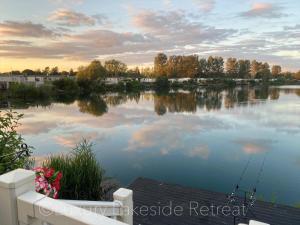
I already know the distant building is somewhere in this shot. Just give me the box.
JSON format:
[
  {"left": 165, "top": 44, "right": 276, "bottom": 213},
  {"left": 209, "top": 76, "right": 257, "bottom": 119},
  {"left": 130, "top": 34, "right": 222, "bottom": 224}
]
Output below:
[{"left": 0, "top": 75, "right": 71, "bottom": 89}]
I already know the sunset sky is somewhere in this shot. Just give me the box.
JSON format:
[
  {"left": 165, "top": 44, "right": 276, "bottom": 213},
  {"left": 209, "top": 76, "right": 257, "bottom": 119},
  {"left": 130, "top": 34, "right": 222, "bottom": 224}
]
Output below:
[{"left": 0, "top": 0, "right": 299, "bottom": 72}]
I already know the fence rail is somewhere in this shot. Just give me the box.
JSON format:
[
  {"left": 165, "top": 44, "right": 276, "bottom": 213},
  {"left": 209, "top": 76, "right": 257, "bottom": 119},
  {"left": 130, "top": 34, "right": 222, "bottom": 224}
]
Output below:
[{"left": 0, "top": 169, "right": 133, "bottom": 225}]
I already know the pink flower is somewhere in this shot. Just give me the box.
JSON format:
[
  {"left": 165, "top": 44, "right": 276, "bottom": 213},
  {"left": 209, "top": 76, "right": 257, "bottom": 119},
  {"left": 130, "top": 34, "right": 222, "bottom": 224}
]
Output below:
[{"left": 33, "top": 167, "right": 63, "bottom": 199}]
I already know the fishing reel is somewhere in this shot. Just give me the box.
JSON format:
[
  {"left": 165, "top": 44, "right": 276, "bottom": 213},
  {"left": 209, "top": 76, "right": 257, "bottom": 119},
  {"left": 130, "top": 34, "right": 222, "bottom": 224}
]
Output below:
[
  {"left": 227, "top": 185, "right": 239, "bottom": 203},
  {"left": 20, "top": 143, "right": 30, "bottom": 156},
  {"left": 248, "top": 188, "right": 257, "bottom": 207}
]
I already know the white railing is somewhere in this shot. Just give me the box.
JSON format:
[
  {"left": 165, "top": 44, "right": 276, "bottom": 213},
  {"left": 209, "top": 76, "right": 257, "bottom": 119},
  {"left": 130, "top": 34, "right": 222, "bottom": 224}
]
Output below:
[
  {"left": 0, "top": 169, "right": 133, "bottom": 225},
  {"left": 239, "top": 221, "right": 270, "bottom": 225},
  {"left": 61, "top": 188, "right": 133, "bottom": 224}
]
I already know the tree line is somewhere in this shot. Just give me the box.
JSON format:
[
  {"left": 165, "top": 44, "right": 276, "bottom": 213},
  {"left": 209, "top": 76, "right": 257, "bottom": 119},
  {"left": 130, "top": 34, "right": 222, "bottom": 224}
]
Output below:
[
  {"left": 1, "top": 54, "right": 300, "bottom": 81},
  {"left": 153, "top": 53, "right": 298, "bottom": 80}
]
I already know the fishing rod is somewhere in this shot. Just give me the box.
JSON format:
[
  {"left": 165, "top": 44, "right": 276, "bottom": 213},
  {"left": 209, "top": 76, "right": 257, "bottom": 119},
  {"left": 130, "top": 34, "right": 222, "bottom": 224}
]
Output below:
[
  {"left": 227, "top": 155, "right": 253, "bottom": 204},
  {"left": 228, "top": 152, "right": 269, "bottom": 225},
  {"left": 247, "top": 151, "right": 269, "bottom": 207}
]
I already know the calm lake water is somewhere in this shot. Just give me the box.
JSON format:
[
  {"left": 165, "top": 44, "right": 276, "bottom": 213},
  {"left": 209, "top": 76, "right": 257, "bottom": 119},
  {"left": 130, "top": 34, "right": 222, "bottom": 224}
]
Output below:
[{"left": 10, "top": 86, "right": 300, "bottom": 206}]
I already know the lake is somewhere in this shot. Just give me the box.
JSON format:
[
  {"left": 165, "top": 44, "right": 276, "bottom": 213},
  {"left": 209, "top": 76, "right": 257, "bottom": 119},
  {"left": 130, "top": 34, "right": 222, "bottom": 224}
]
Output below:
[{"left": 9, "top": 85, "right": 300, "bottom": 206}]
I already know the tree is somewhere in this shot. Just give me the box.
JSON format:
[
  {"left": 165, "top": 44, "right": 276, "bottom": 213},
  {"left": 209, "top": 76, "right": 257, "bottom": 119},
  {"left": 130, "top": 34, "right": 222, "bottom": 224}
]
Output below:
[
  {"left": 0, "top": 111, "right": 32, "bottom": 175},
  {"left": 294, "top": 71, "right": 300, "bottom": 80},
  {"left": 69, "top": 69, "right": 75, "bottom": 76},
  {"left": 154, "top": 53, "right": 168, "bottom": 77},
  {"left": 43, "top": 67, "right": 50, "bottom": 76},
  {"left": 166, "top": 55, "right": 180, "bottom": 78},
  {"left": 11, "top": 70, "right": 21, "bottom": 75},
  {"left": 198, "top": 58, "right": 208, "bottom": 77},
  {"left": 180, "top": 55, "right": 199, "bottom": 78},
  {"left": 61, "top": 71, "right": 69, "bottom": 76},
  {"left": 50, "top": 67, "right": 59, "bottom": 76},
  {"left": 35, "top": 69, "right": 42, "bottom": 75},
  {"left": 257, "top": 63, "right": 271, "bottom": 81},
  {"left": 77, "top": 60, "right": 106, "bottom": 81},
  {"left": 141, "top": 67, "right": 154, "bottom": 77},
  {"left": 238, "top": 60, "right": 251, "bottom": 78},
  {"left": 104, "top": 59, "right": 127, "bottom": 76},
  {"left": 250, "top": 60, "right": 260, "bottom": 78},
  {"left": 207, "top": 56, "right": 224, "bottom": 76},
  {"left": 271, "top": 65, "right": 282, "bottom": 77},
  {"left": 226, "top": 58, "right": 239, "bottom": 77},
  {"left": 22, "top": 69, "right": 34, "bottom": 75},
  {"left": 127, "top": 67, "right": 141, "bottom": 78}
]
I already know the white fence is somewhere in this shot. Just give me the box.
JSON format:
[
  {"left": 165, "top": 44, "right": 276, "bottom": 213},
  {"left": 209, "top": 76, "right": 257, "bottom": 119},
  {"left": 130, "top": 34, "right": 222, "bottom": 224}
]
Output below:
[{"left": 0, "top": 169, "right": 133, "bottom": 225}]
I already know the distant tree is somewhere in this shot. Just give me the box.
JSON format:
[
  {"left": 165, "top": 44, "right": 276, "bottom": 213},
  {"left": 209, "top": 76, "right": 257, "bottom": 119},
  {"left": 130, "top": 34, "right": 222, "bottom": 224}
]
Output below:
[
  {"left": 207, "top": 56, "right": 224, "bottom": 76},
  {"left": 198, "top": 58, "right": 208, "bottom": 77},
  {"left": 127, "top": 67, "right": 141, "bottom": 78},
  {"left": 294, "top": 71, "right": 300, "bottom": 80},
  {"left": 77, "top": 60, "right": 106, "bottom": 81},
  {"left": 154, "top": 53, "right": 168, "bottom": 77},
  {"left": 250, "top": 60, "right": 260, "bottom": 78},
  {"left": 35, "top": 69, "right": 42, "bottom": 75},
  {"left": 104, "top": 59, "right": 127, "bottom": 77},
  {"left": 166, "top": 55, "right": 180, "bottom": 78},
  {"left": 69, "top": 69, "right": 75, "bottom": 76},
  {"left": 141, "top": 67, "right": 154, "bottom": 77},
  {"left": 256, "top": 63, "right": 271, "bottom": 81},
  {"left": 50, "top": 67, "right": 59, "bottom": 76},
  {"left": 22, "top": 69, "right": 34, "bottom": 75},
  {"left": 180, "top": 55, "right": 199, "bottom": 78},
  {"left": 282, "top": 72, "right": 293, "bottom": 79},
  {"left": 271, "top": 65, "right": 282, "bottom": 77},
  {"left": 238, "top": 60, "right": 251, "bottom": 78},
  {"left": 11, "top": 70, "right": 21, "bottom": 75},
  {"left": 61, "top": 71, "right": 69, "bottom": 76},
  {"left": 43, "top": 67, "right": 50, "bottom": 76},
  {"left": 226, "top": 58, "right": 239, "bottom": 77}
]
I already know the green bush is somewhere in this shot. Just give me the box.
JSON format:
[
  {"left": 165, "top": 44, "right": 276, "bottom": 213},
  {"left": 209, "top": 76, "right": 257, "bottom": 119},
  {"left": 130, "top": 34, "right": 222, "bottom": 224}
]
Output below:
[
  {"left": 52, "top": 78, "right": 79, "bottom": 94},
  {"left": 43, "top": 140, "right": 104, "bottom": 200},
  {"left": 154, "top": 76, "right": 170, "bottom": 91},
  {"left": 0, "top": 110, "right": 32, "bottom": 175},
  {"left": 126, "top": 80, "right": 142, "bottom": 91},
  {"left": 77, "top": 79, "right": 95, "bottom": 95},
  {"left": 8, "top": 83, "right": 52, "bottom": 99}
]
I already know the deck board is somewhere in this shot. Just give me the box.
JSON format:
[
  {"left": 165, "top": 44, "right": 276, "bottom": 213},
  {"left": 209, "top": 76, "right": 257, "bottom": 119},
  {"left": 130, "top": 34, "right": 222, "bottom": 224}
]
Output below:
[{"left": 129, "top": 178, "right": 300, "bottom": 225}]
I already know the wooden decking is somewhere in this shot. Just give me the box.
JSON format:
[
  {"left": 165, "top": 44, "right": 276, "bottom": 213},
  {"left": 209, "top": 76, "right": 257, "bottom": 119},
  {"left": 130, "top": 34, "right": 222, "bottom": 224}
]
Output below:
[{"left": 129, "top": 178, "right": 300, "bottom": 225}]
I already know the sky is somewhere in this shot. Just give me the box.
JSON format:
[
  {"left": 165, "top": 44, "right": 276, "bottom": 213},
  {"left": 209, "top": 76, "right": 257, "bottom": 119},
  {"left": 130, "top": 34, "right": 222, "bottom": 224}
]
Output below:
[{"left": 0, "top": 0, "right": 299, "bottom": 72}]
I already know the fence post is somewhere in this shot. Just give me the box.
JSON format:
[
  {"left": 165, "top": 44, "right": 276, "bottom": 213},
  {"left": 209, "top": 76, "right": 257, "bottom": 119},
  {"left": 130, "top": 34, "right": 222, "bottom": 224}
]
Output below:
[
  {"left": 0, "top": 169, "right": 35, "bottom": 225},
  {"left": 113, "top": 188, "right": 133, "bottom": 225}
]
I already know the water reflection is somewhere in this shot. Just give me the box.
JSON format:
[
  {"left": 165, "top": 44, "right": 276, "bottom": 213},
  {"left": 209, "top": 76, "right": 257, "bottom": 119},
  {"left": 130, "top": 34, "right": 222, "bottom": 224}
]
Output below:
[
  {"left": 78, "top": 96, "right": 108, "bottom": 116},
  {"left": 1, "top": 86, "right": 300, "bottom": 206},
  {"left": 1, "top": 86, "right": 299, "bottom": 115}
]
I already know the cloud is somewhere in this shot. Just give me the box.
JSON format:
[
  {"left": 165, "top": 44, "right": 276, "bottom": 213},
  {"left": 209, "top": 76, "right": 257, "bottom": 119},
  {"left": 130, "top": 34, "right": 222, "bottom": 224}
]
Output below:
[
  {"left": 235, "top": 139, "right": 274, "bottom": 155},
  {"left": 17, "top": 121, "right": 58, "bottom": 135},
  {"left": 53, "top": 131, "right": 105, "bottom": 147},
  {"left": 283, "top": 24, "right": 300, "bottom": 31},
  {"left": 187, "top": 145, "right": 210, "bottom": 159},
  {"left": 133, "top": 10, "right": 235, "bottom": 44},
  {"left": 193, "top": 0, "right": 215, "bottom": 12},
  {"left": 49, "top": 9, "right": 108, "bottom": 27},
  {"left": 48, "top": 0, "right": 84, "bottom": 5},
  {"left": 127, "top": 114, "right": 228, "bottom": 152},
  {"left": 0, "top": 29, "right": 153, "bottom": 59},
  {"left": 0, "top": 21, "right": 57, "bottom": 38},
  {"left": 0, "top": 10, "right": 235, "bottom": 63},
  {"left": 240, "top": 3, "right": 285, "bottom": 18},
  {"left": 0, "top": 40, "right": 32, "bottom": 46}
]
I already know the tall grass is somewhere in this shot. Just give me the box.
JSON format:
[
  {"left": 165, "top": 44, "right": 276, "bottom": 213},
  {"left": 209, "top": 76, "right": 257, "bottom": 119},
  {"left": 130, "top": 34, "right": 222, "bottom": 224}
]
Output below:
[
  {"left": 43, "top": 140, "right": 104, "bottom": 200},
  {"left": 8, "top": 83, "right": 52, "bottom": 99}
]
